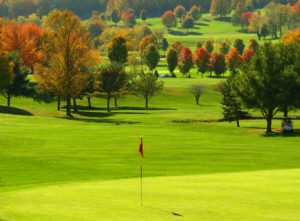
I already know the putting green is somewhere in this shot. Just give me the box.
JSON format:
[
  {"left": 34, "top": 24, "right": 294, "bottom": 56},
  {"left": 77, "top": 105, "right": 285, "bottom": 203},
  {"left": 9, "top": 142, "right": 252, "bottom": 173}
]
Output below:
[{"left": 1, "top": 169, "right": 299, "bottom": 221}]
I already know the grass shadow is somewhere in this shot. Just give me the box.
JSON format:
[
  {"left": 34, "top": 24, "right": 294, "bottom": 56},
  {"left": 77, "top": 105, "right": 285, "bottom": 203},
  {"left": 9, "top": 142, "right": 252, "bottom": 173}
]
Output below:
[
  {"left": 0, "top": 105, "right": 33, "bottom": 116},
  {"left": 61, "top": 117, "right": 140, "bottom": 125},
  {"left": 214, "top": 17, "right": 231, "bottom": 22},
  {"left": 169, "top": 30, "right": 202, "bottom": 36},
  {"left": 196, "top": 22, "right": 209, "bottom": 27}
]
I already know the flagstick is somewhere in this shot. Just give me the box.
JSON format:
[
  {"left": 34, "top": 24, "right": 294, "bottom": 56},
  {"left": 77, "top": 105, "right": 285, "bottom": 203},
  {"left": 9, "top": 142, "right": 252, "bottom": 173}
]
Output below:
[{"left": 140, "top": 158, "right": 143, "bottom": 206}]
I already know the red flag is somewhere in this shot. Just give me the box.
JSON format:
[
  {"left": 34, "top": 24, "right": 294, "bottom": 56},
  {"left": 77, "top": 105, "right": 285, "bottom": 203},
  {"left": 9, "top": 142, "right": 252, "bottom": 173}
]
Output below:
[{"left": 139, "top": 138, "right": 144, "bottom": 158}]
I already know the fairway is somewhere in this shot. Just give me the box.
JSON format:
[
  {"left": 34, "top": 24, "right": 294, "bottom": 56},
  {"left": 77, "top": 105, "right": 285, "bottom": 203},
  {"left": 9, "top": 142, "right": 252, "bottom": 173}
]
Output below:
[{"left": 1, "top": 75, "right": 300, "bottom": 220}]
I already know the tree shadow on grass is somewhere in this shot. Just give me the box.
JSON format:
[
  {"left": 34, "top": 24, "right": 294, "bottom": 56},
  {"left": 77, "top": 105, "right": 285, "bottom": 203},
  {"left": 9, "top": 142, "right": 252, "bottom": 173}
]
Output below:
[
  {"left": 169, "top": 30, "right": 203, "bottom": 36},
  {"left": 264, "top": 129, "right": 300, "bottom": 137},
  {"left": 59, "top": 116, "right": 140, "bottom": 125},
  {"left": 0, "top": 105, "right": 33, "bottom": 116},
  {"left": 119, "top": 106, "right": 177, "bottom": 111},
  {"left": 196, "top": 22, "right": 209, "bottom": 27},
  {"left": 76, "top": 110, "right": 149, "bottom": 118},
  {"left": 214, "top": 17, "right": 231, "bottom": 22}
]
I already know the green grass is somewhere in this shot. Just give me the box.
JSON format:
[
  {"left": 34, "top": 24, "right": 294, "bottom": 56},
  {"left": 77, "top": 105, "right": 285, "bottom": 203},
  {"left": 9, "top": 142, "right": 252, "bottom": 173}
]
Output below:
[
  {"left": 1, "top": 74, "right": 300, "bottom": 220},
  {"left": 0, "top": 15, "right": 298, "bottom": 220}
]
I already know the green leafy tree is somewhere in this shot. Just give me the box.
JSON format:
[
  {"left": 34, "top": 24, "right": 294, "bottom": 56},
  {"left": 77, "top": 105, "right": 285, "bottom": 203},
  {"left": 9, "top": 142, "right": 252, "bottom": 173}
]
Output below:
[
  {"left": 182, "top": 15, "right": 194, "bottom": 34},
  {"left": 132, "top": 72, "right": 164, "bottom": 109},
  {"left": 161, "top": 38, "right": 169, "bottom": 56},
  {"left": 205, "top": 40, "right": 214, "bottom": 53},
  {"left": 110, "top": 8, "right": 121, "bottom": 25},
  {"left": 0, "top": 52, "right": 14, "bottom": 105},
  {"left": 233, "top": 39, "right": 245, "bottom": 55},
  {"left": 190, "top": 84, "right": 204, "bottom": 105},
  {"left": 210, "top": 0, "right": 231, "bottom": 17},
  {"left": 233, "top": 43, "right": 300, "bottom": 133},
  {"left": 140, "top": 9, "right": 147, "bottom": 21},
  {"left": 166, "top": 48, "right": 178, "bottom": 77},
  {"left": 108, "top": 36, "right": 128, "bottom": 66},
  {"left": 219, "top": 39, "right": 231, "bottom": 54},
  {"left": 144, "top": 44, "right": 160, "bottom": 72},
  {"left": 96, "top": 65, "right": 128, "bottom": 112}
]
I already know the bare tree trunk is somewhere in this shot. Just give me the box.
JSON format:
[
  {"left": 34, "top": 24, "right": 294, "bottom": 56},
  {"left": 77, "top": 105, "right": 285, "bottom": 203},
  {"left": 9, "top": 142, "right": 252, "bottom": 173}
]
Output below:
[
  {"left": 283, "top": 106, "right": 288, "bottom": 118},
  {"left": 236, "top": 117, "right": 240, "bottom": 128},
  {"left": 73, "top": 98, "right": 78, "bottom": 112},
  {"left": 145, "top": 98, "right": 149, "bottom": 109},
  {"left": 107, "top": 93, "right": 111, "bottom": 112},
  {"left": 87, "top": 97, "right": 91, "bottom": 109},
  {"left": 57, "top": 97, "right": 61, "bottom": 111},
  {"left": 66, "top": 96, "right": 72, "bottom": 116},
  {"left": 114, "top": 96, "right": 118, "bottom": 108},
  {"left": 7, "top": 93, "right": 11, "bottom": 107}
]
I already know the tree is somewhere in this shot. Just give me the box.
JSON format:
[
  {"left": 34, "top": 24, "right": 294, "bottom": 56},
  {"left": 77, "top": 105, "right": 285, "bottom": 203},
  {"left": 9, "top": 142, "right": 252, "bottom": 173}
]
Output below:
[
  {"left": 108, "top": 36, "right": 128, "bottom": 66},
  {"left": 248, "top": 11, "right": 267, "bottom": 40},
  {"left": 210, "top": 0, "right": 231, "bottom": 17},
  {"left": 233, "top": 39, "right": 245, "bottom": 55},
  {"left": 190, "top": 84, "right": 203, "bottom": 105},
  {"left": 260, "top": 24, "right": 268, "bottom": 40},
  {"left": 178, "top": 47, "right": 193, "bottom": 78},
  {"left": 174, "top": 5, "right": 186, "bottom": 22},
  {"left": 122, "top": 11, "right": 136, "bottom": 27},
  {"left": 232, "top": 43, "right": 300, "bottom": 133},
  {"left": 210, "top": 52, "right": 226, "bottom": 76},
  {"left": 182, "top": 15, "right": 194, "bottom": 34},
  {"left": 166, "top": 48, "right": 178, "bottom": 76},
  {"left": 161, "top": 38, "right": 169, "bottom": 56},
  {"left": 226, "top": 48, "right": 243, "bottom": 75},
  {"left": 219, "top": 39, "right": 231, "bottom": 54},
  {"left": 110, "top": 8, "right": 121, "bottom": 25},
  {"left": 205, "top": 40, "right": 214, "bottom": 53},
  {"left": 88, "top": 18, "right": 105, "bottom": 40},
  {"left": 248, "top": 39, "right": 259, "bottom": 52},
  {"left": 240, "top": 12, "right": 253, "bottom": 30},
  {"left": 170, "top": 41, "right": 183, "bottom": 53},
  {"left": 161, "top": 10, "right": 177, "bottom": 31},
  {"left": 190, "top": 5, "right": 202, "bottom": 23},
  {"left": 193, "top": 48, "right": 211, "bottom": 77},
  {"left": 139, "top": 34, "right": 157, "bottom": 62},
  {"left": 96, "top": 65, "right": 127, "bottom": 112},
  {"left": 0, "top": 52, "right": 14, "bottom": 105},
  {"left": 35, "top": 10, "right": 98, "bottom": 116},
  {"left": 292, "top": 0, "right": 300, "bottom": 15},
  {"left": 140, "top": 9, "right": 147, "bottom": 21},
  {"left": 231, "top": 2, "right": 246, "bottom": 26},
  {"left": 132, "top": 72, "right": 164, "bottom": 109},
  {"left": 1, "top": 54, "right": 32, "bottom": 107},
  {"left": 242, "top": 49, "right": 255, "bottom": 63},
  {"left": 144, "top": 44, "right": 160, "bottom": 72},
  {"left": 218, "top": 80, "right": 247, "bottom": 128}
]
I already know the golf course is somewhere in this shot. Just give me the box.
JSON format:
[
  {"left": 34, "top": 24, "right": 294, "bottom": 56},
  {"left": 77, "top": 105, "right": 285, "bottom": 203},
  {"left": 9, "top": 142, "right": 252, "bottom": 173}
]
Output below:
[{"left": 1, "top": 0, "right": 300, "bottom": 219}]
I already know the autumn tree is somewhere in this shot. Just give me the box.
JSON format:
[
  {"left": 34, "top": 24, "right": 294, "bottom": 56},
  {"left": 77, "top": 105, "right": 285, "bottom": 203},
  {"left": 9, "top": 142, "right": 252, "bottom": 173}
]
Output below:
[
  {"left": 161, "top": 10, "right": 177, "bottom": 31},
  {"left": 190, "top": 5, "right": 202, "bottom": 23},
  {"left": 193, "top": 48, "right": 210, "bottom": 77},
  {"left": 182, "top": 15, "right": 194, "bottom": 34},
  {"left": 132, "top": 72, "right": 164, "bottom": 109},
  {"left": 139, "top": 34, "right": 157, "bottom": 62},
  {"left": 210, "top": 0, "right": 231, "bottom": 17},
  {"left": 178, "top": 47, "right": 193, "bottom": 78},
  {"left": 96, "top": 65, "right": 127, "bottom": 112},
  {"left": 170, "top": 41, "right": 183, "bottom": 53},
  {"left": 226, "top": 48, "right": 243, "bottom": 75},
  {"left": 122, "top": 11, "right": 136, "bottom": 27},
  {"left": 210, "top": 52, "right": 226, "bottom": 76},
  {"left": 166, "top": 48, "right": 178, "bottom": 77},
  {"left": 174, "top": 5, "right": 186, "bottom": 23},
  {"left": 35, "top": 10, "right": 99, "bottom": 116},
  {"left": 248, "top": 39, "right": 259, "bottom": 52},
  {"left": 88, "top": 18, "right": 105, "bottom": 40},
  {"left": 242, "top": 49, "right": 255, "bottom": 63}
]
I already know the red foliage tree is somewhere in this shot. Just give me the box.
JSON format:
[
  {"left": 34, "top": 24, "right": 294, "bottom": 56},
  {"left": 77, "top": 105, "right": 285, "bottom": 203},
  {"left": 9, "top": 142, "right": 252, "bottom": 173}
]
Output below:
[
  {"left": 193, "top": 48, "right": 210, "bottom": 77},
  {"left": 210, "top": 52, "right": 226, "bottom": 76},
  {"left": 240, "top": 12, "right": 253, "bottom": 28},
  {"left": 178, "top": 47, "right": 193, "bottom": 77},
  {"left": 174, "top": 5, "right": 186, "bottom": 22},
  {"left": 161, "top": 10, "right": 177, "bottom": 31},
  {"left": 242, "top": 49, "right": 255, "bottom": 63},
  {"left": 292, "top": 0, "right": 300, "bottom": 15}
]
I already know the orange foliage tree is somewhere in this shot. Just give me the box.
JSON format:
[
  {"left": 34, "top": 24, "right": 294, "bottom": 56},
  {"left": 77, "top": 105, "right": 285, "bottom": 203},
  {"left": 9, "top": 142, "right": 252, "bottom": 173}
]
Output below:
[
  {"left": 34, "top": 10, "right": 100, "bottom": 116},
  {"left": 0, "top": 21, "right": 45, "bottom": 72}
]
